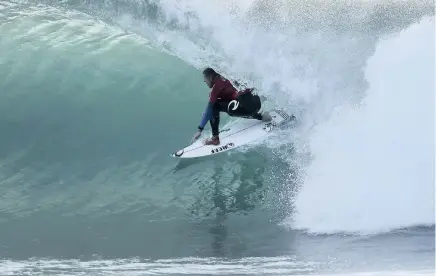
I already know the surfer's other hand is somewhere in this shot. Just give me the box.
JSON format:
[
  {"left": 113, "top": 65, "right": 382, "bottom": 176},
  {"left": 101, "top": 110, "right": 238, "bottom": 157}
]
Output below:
[{"left": 192, "top": 130, "right": 201, "bottom": 143}]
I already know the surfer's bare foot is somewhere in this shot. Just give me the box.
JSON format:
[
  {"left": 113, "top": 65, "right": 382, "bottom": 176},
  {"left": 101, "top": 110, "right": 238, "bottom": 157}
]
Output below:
[
  {"left": 261, "top": 112, "right": 272, "bottom": 122},
  {"left": 204, "top": 136, "right": 220, "bottom": 145}
]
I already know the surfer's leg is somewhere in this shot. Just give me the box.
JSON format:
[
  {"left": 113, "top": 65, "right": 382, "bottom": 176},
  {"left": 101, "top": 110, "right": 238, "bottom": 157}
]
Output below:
[
  {"left": 228, "top": 106, "right": 271, "bottom": 121},
  {"left": 204, "top": 102, "right": 220, "bottom": 145},
  {"left": 210, "top": 114, "right": 220, "bottom": 136},
  {"left": 204, "top": 101, "right": 228, "bottom": 145},
  {"left": 211, "top": 100, "right": 229, "bottom": 136},
  {"left": 227, "top": 104, "right": 257, "bottom": 118},
  {"left": 224, "top": 93, "right": 261, "bottom": 119},
  {"left": 206, "top": 115, "right": 220, "bottom": 145},
  {"left": 227, "top": 96, "right": 272, "bottom": 121}
]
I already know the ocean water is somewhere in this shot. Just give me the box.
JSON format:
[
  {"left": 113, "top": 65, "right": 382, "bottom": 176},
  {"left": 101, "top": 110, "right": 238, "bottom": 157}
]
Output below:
[{"left": 0, "top": 0, "right": 434, "bottom": 275}]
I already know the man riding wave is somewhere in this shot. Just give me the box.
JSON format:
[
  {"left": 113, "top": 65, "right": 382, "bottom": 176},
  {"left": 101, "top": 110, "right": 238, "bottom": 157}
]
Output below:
[{"left": 192, "top": 68, "right": 272, "bottom": 145}]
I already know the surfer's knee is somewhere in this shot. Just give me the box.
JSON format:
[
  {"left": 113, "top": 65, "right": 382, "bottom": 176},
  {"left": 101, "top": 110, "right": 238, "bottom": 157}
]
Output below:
[{"left": 253, "top": 113, "right": 262, "bottom": 120}]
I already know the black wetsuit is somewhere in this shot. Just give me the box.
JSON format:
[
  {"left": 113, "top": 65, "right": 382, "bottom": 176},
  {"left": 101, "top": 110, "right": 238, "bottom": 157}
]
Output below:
[{"left": 198, "top": 76, "right": 262, "bottom": 136}]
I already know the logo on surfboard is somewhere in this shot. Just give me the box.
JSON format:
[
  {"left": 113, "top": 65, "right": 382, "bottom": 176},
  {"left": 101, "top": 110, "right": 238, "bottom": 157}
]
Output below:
[{"left": 211, "top": 143, "right": 235, "bottom": 154}]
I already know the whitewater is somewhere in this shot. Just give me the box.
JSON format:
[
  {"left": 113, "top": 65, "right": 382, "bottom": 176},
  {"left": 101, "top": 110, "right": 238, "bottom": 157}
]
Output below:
[{"left": 0, "top": 0, "right": 434, "bottom": 275}]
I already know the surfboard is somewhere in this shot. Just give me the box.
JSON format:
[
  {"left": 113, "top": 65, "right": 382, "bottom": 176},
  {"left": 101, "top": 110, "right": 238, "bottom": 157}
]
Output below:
[{"left": 171, "top": 109, "right": 295, "bottom": 158}]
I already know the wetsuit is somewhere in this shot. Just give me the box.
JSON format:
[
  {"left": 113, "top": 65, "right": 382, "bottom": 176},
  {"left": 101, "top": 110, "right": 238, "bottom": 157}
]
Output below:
[{"left": 198, "top": 76, "right": 262, "bottom": 136}]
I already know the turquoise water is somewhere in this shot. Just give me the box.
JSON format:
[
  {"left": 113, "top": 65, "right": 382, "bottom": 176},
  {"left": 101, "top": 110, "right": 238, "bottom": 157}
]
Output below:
[{"left": 0, "top": 1, "right": 434, "bottom": 275}]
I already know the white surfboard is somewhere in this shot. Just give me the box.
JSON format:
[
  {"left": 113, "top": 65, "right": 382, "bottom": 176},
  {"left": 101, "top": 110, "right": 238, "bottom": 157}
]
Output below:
[{"left": 171, "top": 109, "right": 295, "bottom": 158}]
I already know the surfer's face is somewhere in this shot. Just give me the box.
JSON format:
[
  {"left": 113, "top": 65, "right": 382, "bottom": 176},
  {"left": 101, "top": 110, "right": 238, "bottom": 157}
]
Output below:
[{"left": 204, "top": 75, "right": 213, "bottom": 88}]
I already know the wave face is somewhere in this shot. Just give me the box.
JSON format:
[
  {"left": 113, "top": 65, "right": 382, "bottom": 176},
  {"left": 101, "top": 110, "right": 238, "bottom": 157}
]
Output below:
[
  {"left": 0, "top": 0, "right": 434, "bottom": 275},
  {"left": 0, "top": 1, "right": 296, "bottom": 260}
]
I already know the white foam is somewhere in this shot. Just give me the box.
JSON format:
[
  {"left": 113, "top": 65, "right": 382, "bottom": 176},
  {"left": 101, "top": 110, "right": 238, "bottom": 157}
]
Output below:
[
  {"left": 1, "top": 258, "right": 433, "bottom": 276},
  {"left": 291, "top": 16, "right": 435, "bottom": 234}
]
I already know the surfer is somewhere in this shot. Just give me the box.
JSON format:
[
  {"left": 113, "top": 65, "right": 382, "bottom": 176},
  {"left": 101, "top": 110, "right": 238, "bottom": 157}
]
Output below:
[{"left": 192, "top": 67, "right": 271, "bottom": 145}]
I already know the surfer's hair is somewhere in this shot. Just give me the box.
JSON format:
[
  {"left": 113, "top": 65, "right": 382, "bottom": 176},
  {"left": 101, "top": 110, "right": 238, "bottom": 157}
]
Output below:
[{"left": 203, "top": 67, "right": 219, "bottom": 78}]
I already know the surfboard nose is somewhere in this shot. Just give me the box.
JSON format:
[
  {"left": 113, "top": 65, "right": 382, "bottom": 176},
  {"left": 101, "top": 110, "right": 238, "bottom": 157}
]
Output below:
[{"left": 172, "top": 149, "right": 184, "bottom": 157}]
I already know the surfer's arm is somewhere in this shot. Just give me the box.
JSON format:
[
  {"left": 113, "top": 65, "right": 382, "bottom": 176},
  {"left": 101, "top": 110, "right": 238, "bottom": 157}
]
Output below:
[
  {"left": 198, "top": 102, "right": 213, "bottom": 131},
  {"left": 198, "top": 84, "right": 220, "bottom": 131},
  {"left": 198, "top": 84, "right": 221, "bottom": 131}
]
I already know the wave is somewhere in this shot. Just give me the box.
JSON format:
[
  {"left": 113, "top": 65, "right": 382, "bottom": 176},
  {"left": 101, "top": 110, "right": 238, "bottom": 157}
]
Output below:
[
  {"left": 291, "top": 16, "right": 435, "bottom": 234},
  {"left": 0, "top": 0, "right": 434, "bottom": 238}
]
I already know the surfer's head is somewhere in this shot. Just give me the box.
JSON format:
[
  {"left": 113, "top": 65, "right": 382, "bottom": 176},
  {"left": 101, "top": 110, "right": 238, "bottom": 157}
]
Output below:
[{"left": 203, "top": 67, "right": 219, "bottom": 88}]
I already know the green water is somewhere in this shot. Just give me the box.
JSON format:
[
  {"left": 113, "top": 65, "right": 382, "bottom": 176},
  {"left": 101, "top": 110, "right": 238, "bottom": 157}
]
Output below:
[{"left": 0, "top": 5, "right": 295, "bottom": 260}]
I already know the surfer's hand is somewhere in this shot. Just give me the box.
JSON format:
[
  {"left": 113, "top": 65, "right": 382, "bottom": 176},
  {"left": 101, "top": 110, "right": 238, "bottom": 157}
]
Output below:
[{"left": 192, "top": 130, "right": 201, "bottom": 143}]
